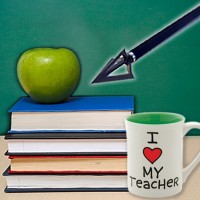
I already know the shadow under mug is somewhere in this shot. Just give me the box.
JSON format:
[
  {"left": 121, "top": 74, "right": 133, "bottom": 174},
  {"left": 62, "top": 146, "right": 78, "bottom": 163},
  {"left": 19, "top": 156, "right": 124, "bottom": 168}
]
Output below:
[{"left": 125, "top": 112, "right": 200, "bottom": 198}]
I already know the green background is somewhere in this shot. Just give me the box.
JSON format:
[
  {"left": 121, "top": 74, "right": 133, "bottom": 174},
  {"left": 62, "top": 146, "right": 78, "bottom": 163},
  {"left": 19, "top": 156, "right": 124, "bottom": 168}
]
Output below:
[{"left": 0, "top": 0, "right": 199, "bottom": 135}]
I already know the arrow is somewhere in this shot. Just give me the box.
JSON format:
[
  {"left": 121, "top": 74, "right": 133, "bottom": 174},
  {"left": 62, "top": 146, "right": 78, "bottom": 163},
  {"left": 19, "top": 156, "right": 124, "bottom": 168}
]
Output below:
[{"left": 92, "top": 5, "right": 200, "bottom": 84}]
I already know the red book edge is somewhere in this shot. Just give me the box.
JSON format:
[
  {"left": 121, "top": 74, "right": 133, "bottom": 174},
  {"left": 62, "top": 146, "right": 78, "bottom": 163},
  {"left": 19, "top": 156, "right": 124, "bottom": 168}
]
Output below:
[{"left": 9, "top": 155, "right": 127, "bottom": 159}]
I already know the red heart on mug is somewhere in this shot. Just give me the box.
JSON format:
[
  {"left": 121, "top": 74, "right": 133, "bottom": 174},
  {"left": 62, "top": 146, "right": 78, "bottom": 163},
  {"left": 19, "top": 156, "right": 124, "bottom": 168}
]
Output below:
[{"left": 143, "top": 147, "right": 162, "bottom": 164}]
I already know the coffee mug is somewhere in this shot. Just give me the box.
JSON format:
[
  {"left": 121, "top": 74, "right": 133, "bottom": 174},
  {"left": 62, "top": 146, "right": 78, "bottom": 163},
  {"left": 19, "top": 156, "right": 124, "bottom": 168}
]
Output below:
[{"left": 125, "top": 112, "right": 200, "bottom": 198}]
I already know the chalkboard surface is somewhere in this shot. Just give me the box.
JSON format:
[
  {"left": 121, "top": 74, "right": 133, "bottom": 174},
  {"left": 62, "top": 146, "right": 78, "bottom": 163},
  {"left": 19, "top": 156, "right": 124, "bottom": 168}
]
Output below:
[{"left": 0, "top": 0, "right": 199, "bottom": 135}]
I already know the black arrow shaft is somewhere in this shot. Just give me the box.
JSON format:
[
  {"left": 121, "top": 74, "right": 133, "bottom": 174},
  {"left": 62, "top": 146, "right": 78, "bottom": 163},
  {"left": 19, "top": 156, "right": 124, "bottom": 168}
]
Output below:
[{"left": 131, "top": 6, "right": 200, "bottom": 60}]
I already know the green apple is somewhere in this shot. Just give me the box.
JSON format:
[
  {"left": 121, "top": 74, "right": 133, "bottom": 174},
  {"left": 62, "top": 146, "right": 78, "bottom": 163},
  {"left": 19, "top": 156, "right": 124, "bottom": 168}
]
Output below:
[{"left": 17, "top": 48, "right": 81, "bottom": 103}]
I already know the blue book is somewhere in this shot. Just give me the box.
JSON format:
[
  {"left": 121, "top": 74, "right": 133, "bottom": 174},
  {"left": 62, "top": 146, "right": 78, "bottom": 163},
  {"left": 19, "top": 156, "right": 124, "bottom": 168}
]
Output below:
[{"left": 9, "top": 96, "right": 134, "bottom": 133}]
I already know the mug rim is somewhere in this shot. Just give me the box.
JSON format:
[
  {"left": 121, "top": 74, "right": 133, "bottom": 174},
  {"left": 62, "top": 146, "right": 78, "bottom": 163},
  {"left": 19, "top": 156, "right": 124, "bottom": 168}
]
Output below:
[{"left": 126, "top": 112, "right": 185, "bottom": 125}]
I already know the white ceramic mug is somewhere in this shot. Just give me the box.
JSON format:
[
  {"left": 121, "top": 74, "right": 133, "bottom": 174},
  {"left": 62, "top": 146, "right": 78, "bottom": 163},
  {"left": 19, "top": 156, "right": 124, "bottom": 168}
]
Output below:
[{"left": 125, "top": 112, "right": 200, "bottom": 198}]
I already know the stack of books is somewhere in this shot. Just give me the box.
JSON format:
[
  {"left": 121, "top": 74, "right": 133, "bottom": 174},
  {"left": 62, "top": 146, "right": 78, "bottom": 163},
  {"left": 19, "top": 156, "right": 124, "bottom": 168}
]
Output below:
[{"left": 4, "top": 96, "right": 134, "bottom": 192}]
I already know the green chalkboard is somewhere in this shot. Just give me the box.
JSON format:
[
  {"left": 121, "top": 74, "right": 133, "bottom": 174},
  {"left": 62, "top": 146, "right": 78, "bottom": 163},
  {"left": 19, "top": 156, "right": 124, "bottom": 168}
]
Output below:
[{"left": 0, "top": 0, "right": 200, "bottom": 135}]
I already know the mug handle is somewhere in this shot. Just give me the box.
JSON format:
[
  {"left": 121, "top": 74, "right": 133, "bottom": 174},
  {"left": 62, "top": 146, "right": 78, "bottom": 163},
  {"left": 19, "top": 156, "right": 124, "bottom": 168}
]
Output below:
[{"left": 183, "top": 122, "right": 200, "bottom": 183}]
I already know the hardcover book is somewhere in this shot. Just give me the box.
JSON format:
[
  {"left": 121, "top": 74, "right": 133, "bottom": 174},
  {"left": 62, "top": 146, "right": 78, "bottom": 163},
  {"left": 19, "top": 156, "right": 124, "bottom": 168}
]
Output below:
[
  {"left": 5, "top": 132, "right": 127, "bottom": 154},
  {"left": 8, "top": 155, "right": 127, "bottom": 174},
  {"left": 9, "top": 96, "right": 134, "bottom": 133},
  {"left": 3, "top": 168, "right": 127, "bottom": 193}
]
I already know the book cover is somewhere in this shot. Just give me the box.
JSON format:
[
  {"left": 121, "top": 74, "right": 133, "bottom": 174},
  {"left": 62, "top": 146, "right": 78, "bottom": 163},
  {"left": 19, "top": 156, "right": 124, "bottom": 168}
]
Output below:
[
  {"left": 5, "top": 132, "right": 126, "bottom": 139},
  {"left": 6, "top": 151, "right": 127, "bottom": 156},
  {"left": 9, "top": 96, "right": 134, "bottom": 112},
  {"left": 5, "top": 187, "right": 128, "bottom": 193}
]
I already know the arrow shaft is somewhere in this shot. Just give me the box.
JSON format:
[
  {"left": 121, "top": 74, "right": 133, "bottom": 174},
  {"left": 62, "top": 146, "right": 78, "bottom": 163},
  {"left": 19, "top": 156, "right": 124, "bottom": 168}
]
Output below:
[{"left": 131, "top": 6, "right": 200, "bottom": 60}]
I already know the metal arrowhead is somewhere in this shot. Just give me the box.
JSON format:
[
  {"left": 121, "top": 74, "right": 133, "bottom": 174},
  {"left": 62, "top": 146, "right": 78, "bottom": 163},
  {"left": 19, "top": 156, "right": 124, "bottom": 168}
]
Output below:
[{"left": 92, "top": 50, "right": 135, "bottom": 84}]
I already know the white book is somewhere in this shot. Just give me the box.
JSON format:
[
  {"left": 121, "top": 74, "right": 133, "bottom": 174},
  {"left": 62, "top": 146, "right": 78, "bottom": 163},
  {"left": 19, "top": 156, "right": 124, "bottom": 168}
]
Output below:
[{"left": 6, "top": 138, "right": 126, "bottom": 154}]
